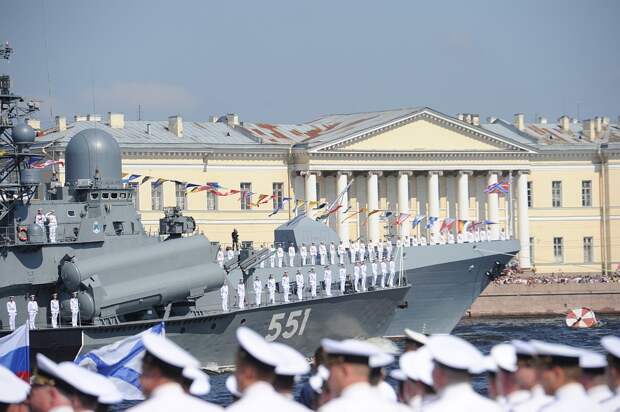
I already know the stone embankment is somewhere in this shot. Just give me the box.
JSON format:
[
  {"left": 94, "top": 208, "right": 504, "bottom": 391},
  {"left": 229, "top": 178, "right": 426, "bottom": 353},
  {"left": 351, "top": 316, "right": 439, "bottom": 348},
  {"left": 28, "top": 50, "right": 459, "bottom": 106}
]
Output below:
[{"left": 467, "top": 282, "right": 620, "bottom": 317}]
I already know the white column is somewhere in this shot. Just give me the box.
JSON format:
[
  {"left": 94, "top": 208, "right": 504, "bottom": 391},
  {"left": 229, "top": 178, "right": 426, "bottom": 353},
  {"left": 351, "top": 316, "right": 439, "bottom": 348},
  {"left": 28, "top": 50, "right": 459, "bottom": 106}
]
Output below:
[
  {"left": 517, "top": 171, "right": 531, "bottom": 268},
  {"left": 415, "top": 174, "right": 427, "bottom": 238},
  {"left": 304, "top": 171, "right": 318, "bottom": 219},
  {"left": 337, "top": 172, "right": 350, "bottom": 246},
  {"left": 427, "top": 171, "right": 441, "bottom": 238},
  {"left": 367, "top": 171, "right": 380, "bottom": 243},
  {"left": 325, "top": 174, "right": 337, "bottom": 228},
  {"left": 294, "top": 173, "right": 305, "bottom": 216},
  {"left": 457, "top": 171, "right": 471, "bottom": 221},
  {"left": 397, "top": 172, "right": 411, "bottom": 238},
  {"left": 446, "top": 174, "right": 456, "bottom": 218},
  {"left": 487, "top": 171, "right": 500, "bottom": 240}
]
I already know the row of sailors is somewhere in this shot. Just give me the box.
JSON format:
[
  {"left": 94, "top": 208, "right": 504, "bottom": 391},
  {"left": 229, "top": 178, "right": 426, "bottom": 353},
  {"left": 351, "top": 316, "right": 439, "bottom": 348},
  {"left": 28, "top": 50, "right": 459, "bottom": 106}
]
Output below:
[
  {"left": 217, "top": 228, "right": 506, "bottom": 268},
  {"left": 1, "top": 325, "right": 619, "bottom": 411},
  {"left": 220, "top": 258, "right": 399, "bottom": 311},
  {"left": 5, "top": 292, "right": 80, "bottom": 331}
]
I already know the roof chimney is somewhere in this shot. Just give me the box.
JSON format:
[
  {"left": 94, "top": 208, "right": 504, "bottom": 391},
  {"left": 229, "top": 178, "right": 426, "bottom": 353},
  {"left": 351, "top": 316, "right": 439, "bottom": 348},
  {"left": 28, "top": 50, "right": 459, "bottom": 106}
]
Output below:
[
  {"left": 582, "top": 119, "right": 596, "bottom": 141},
  {"left": 594, "top": 116, "right": 603, "bottom": 133},
  {"left": 226, "top": 113, "right": 239, "bottom": 127},
  {"left": 55, "top": 116, "right": 67, "bottom": 132},
  {"left": 558, "top": 115, "right": 570, "bottom": 132},
  {"left": 463, "top": 114, "right": 472, "bottom": 124},
  {"left": 471, "top": 114, "right": 480, "bottom": 126},
  {"left": 513, "top": 113, "right": 525, "bottom": 131},
  {"left": 168, "top": 115, "right": 183, "bottom": 137},
  {"left": 108, "top": 112, "right": 125, "bottom": 129},
  {"left": 26, "top": 118, "right": 40, "bottom": 130}
]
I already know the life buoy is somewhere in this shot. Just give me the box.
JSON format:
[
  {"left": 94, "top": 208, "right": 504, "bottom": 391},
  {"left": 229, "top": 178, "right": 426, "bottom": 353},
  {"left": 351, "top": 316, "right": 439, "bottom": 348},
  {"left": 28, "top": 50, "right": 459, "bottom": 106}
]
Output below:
[{"left": 17, "top": 226, "right": 28, "bottom": 242}]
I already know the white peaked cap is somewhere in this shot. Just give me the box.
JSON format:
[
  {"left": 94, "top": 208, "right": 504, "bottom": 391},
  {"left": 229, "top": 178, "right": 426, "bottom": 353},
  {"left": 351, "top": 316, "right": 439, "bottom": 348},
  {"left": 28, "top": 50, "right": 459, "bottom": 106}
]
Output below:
[
  {"left": 183, "top": 367, "right": 210, "bottom": 396},
  {"left": 389, "top": 369, "right": 407, "bottom": 381},
  {"left": 369, "top": 352, "right": 395, "bottom": 369},
  {"left": 426, "top": 334, "right": 483, "bottom": 371},
  {"left": 321, "top": 338, "right": 382, "bottom": 361},
  {"left": 511, "top": 339, "right": 536, "bottom": 357},
  {"left": 0, "top": 365, "right": 29, "bottom": 403},
  {"left": 482, "top": 356, "right": 498, "bottom": 373},
  {"left": 530, "top": 340, "right": 582, "bottom": 360},
  {"left": 399, "top": 347, "right": 434, "bottom": 386},
  {"left": 579, "top": 350, "right": 607, "bottom": 369},
  {"left": 142, "top": 333, "right": 200, "bottom": 370},
  {"left": 57, "top": 362, "right": 122, "bottom": 404},
  {"left": 404, "top": 328, "right": 428, "bottom": 346},
  {"left": 309, "top": 365, "right": 329, "bottom": 394},
  {"left": 271, "top": 342, "right": 310, "bottom": 376},
  {"left": 225, "top": 375, "right": 241, "bottom": 397},
  {"left": 490, "top": 343, "right": 517, "bottom": 373},
  {"left": 36, "top": 353, "right": 61, "bottom": 377},
  {"left": 602, "top": 336, "right": 620, "bottom": 359},
  {"left": 236, "top": 326, "right": 279, "bottom": 367}
]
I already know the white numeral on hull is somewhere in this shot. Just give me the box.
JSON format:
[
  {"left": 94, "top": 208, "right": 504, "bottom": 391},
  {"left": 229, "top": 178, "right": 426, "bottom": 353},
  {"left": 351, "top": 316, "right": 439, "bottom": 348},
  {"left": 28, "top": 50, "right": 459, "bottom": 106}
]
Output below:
[{"left": 265, "top": 308, "right": 311, "bottom": 342}]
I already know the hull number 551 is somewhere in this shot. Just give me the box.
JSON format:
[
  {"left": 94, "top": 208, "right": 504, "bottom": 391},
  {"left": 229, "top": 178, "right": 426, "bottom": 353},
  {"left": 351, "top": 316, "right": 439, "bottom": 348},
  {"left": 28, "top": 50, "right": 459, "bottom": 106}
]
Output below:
[{"left": 265, "top": 308, "right": 311, "bottom": 342}]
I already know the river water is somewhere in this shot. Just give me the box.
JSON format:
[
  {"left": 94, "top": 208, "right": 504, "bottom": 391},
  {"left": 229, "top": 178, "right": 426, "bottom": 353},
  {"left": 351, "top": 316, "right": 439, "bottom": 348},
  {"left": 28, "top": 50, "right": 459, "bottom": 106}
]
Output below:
[{"left": 116, "top": 315, "right": 620, "bottom": 409}]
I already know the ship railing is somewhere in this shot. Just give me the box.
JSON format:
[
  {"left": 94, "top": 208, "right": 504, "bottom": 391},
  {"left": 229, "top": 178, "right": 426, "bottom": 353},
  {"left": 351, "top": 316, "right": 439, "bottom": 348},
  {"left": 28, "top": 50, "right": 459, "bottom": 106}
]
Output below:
[{"left": 0, "top": 223, "right": 86, "bottom": 246}]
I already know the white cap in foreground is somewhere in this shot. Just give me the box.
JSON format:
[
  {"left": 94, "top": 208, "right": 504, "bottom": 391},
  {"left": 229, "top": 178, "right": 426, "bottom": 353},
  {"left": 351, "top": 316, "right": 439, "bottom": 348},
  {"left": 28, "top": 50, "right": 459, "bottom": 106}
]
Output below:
[
  {"left": 271, "top": 342, "right": 310, "bottom": 376},
  {"left": 142, "top": 333, "right": 200, "bottom": 370},
  {"left": 579, "top": 350, "right": 606, "bottom": 370},
  {"left": 399, "top": 347, "right": 434, "bottom": 387},
  {"left": 0, "top": 365, "right": 29, "bottom": 404},
  {"left": 602, "top": 336, "right": 620, "bottom": 359},
  {"left": 426, "top": 334, "right": 483, "bottom": 372},
  {"left": 369, "top": 352, "right": 395, "bottom": 369},
  {"left": 321, "top": 338, "right": 382, "bottom": 363},
  {"left": 225, "top": 375, "right": 241, "bottom": 397},
  {"left": 58, "top": 362, "right": 122, "bottom": 404},
  {"left": 236, "top": 326, "right": 279, "bottom": 367},
  {"left": 183, "top": 366, "right": 211, "bottom": 396},
  {"left": 404, "top": 328, "right": 428, "bottom": 346},
  {"left": 490, "top": 343, "right": 517, "bottom": 373},
  {"left": 529, "top": 340, "right": 582, "bottom": 364}
]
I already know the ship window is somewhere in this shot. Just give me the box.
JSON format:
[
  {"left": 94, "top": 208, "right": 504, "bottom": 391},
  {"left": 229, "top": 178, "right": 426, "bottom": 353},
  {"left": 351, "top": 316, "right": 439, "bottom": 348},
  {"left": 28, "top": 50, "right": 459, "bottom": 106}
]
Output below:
[
  {"left": 67, "top": 210, "right": 75, "bottom": 217},
  {"left": 102, "top": 193, "right": 109, "bottom": 199},
  {"left": 111, "top": 193, "right": 118, "bottom": 199},
  {"left": 90, "top": 193, "right": 99, "bottom": 200}
]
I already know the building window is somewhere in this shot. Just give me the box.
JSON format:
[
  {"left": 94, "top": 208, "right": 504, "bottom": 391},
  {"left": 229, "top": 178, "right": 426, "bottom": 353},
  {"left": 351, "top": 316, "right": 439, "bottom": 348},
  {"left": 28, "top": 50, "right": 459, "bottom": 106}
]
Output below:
[
  {"left": 240, "top": 182, "right": 252, "bottom": 210},
  {"left": 526, "top": 181, "right": 533, "bottom": 208},
  {"left": 130, "top": 182, "right": 140, "bottom": 210},
  {"left": 553, "top": 237, "right": 563, "bottom": 263},
  {"left": 529, "top": 237, "right": 535, "bottom": 265},
  {"left": 581, "top": 180, "right": 592, "bottom": 207},
  {"left": 151, "top": 182, "right": 163, "bottom": 211},
  {"left": 206, "top": 182, "right": 218, "bottom": 211},
  {"left": 175, "top": 182, "right": 186, "bottom": 210},
  {"left": 272, "top": 183, "right": 284, "bottom": 210},
  {"left": 551, "top": 181, "right": 562, "bottom": 208},
  {"left": 583, "top": 237, "right": 593, "bottom": 263}
]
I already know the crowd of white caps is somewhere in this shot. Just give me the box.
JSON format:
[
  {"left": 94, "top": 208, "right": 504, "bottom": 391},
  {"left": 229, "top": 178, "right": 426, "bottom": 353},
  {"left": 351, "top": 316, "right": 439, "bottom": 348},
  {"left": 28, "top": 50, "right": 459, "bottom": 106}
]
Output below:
[{"left": 1, "top": 328, "right": 620, "bottom": 412}]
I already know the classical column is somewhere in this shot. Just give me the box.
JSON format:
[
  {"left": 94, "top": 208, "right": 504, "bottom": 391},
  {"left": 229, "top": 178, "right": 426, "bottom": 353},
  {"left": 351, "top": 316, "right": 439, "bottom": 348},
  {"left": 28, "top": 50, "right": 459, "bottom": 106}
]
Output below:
[
  {"left": 324, "top": 174, "right": 337, "bottom": 228},
  {"left": 304, "top": 171, "right": 319, "bottom": 219},
  {"left": 397, "top": 172, "right": 411, "bottom": 238},
  {"left": 457, "top": 171, "right": 472, "bottom": 222},
  {"left": 367, "top": 171, "right": 380, "bottom": 243},
  {"left": 487, "top": 171, "right": 500, "bottom": 240},
  {"left": 517, "top": 171, "right": 531, "bottom": 268},
  {"left": 427, "top": 171, "right": 441, "bottom": 238},
  {"left": 337, "top": 172, "right": 351, "bottom": 246},
  {"left": 294, "top": 173, "right": 305, "bottom": 216}
]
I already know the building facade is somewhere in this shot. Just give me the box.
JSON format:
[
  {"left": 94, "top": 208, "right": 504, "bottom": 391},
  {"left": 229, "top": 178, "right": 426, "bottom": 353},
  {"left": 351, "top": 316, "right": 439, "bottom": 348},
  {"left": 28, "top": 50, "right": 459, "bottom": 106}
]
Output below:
[{"left": 38, "top": 108, "right": 620, "bottom": 274}]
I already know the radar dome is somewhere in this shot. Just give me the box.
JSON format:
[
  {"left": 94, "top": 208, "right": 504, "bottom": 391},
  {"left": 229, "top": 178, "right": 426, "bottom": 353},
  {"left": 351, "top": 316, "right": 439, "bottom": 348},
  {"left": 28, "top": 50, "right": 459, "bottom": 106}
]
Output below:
[
  {"left": 65, "top": 128, "right": 122, "bottom": 187},
  {"left": 11, "top": 123, "right": 36, "bottom": 145}
]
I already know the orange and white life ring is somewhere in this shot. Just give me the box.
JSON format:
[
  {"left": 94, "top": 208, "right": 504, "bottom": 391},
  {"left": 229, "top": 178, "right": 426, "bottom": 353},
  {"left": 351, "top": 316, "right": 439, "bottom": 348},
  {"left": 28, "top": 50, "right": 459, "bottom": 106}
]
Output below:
[
  {"left": 17, "top": 226, "right": 28, "bottom": 242},
  {"left": 566, "top": 307, "right": 597, "bottom": 328}
]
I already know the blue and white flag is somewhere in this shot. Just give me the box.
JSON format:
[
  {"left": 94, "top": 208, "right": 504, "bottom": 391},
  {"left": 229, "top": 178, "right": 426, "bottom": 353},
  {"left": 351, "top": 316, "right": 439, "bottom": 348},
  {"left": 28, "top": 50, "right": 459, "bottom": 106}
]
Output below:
[
  {"left": 411, "top": 214, "right": 425, "bottom": 228},
  {"left": 75, "top": 322, "right": 165, "bottom": 400},
  {"left": 0, "top": 324, "right": 29, "bottom": 381},
  {"left": 425, "top": 216, "right": 438, "bottom": 229}
]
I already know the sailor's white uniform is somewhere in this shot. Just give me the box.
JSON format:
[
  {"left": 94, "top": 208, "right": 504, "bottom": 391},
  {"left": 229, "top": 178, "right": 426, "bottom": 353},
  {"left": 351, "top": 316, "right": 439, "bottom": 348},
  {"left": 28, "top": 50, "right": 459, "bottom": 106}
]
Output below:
[
  {"left": 348, "top": 243, "right": 356, "bottom": 263},
  {"left": 308, "top": 270, "right": 317, "bottom": 297},
  {"left": 323, "top": 268, "right": 332, "bottom": 296},
  {"left": 380, "top": 261, "right": 387, "bottom": 288},
  {"left": 220, "top": 284, "right": 229, "bottom": 311},
  {"left": 353, "top": 265, "right": 360, "bottom": 292},
  {"left": 371, "top": 262, "right": 378, "bottom": 286},
  {"left": 226, "top": 381, "right": 310, "bottom": 412},
  {"left": 423, "top": 382, "right": 502, "bottom": 412},
  {"left": 386, "top": 241, "right": 393, "bottom": 259},
  {"left": 267, "top": 278, "right": 276, "bottom": 304},
  {"left": 276, "top": 246, "right": 284, "bottom": 268},
  {"left": 511, "top": 385, "right": 551, "bottom": 412},
  {"left": 388, "top": 260, "right": 396, "bottom": 287},
  {"left": 329, "top": 243, "right": 336, "bottom": 265},
  {"left": 270, "top": 246, "right": 276, "bottom": 267},
  {"left": 377, "top": 240, "right": 384, "bottom": 259},
  {"left": 50, "top": 298, "right": 60, "bottom": 328},
  {"left": 396, "top": 239, "right": 402, "bottom": 251},
  {"left": 296, "top": 273, "right": 304, "bottom": 301},
  {"left": 480, "top": 230, "right": 487, "bottom": 242},
  {"left": 337, "top": 243, "right": 346, "bottom": 264},
  {"left": 318, "top": 382, "right": 409, "bottom": 412},
  {"left": 300, "top": 245, "right": 308, "bottom": 266},
  {"left": 253, "top": 279, "right": 262, "bottom": 306},
  {"left": 288, "top": 245, "right": 296, "bottom": 267},
  {"left": 601, "top": 336, "right": 620, "bottom": 411},
  {"left": 46, "top": 212, "right": 57, "bottom": 243},
  {"left": 360, "top": 263, "right": 367, "bottom": 291},
  {"left": 457, "top": 233, "right": 464, "bottom": 243},
  {"left": 217, "top": 250, "right": 225, "bottom": 267},
  {"left": 359, "top": 243, "right": 366, "bottom": 261},
  {"left": 474, "top": 231, "right": 481, "bottom": 242},
  {"left": 130, "top": 382, "right": 222, "bottom": 412},
  {"left": 499, "top": 230, "right": 506, "bottom": 240},
  {"left": 309, "top": 244, "right": 318, "bottom": 265},
  {"left": 281, "top": 275, "right": 290, "bottom": 303},
  {"left": 368, "top": 242, "right": 375, "bottom": 262},
  {"left": 466, "top": 232, "right": 474, "bottom": 243},
  {"left": 339, "top": 267, "right": 347, "bottom": 293},
  {"left": 35, "top": 213, "right": 46, "bottom": 230},
  {"left": 447, "top": 233, "right": 455, "bottom": 244},
  {"left": 586, "top": 385, "right": 613, "bottom": 404},
  {"left": 602, "top": 393, "right": 620, "bottom": 412},
  {"left": 27, "top": 299, "right": 38, "bottom": 329},
  {"left": 227, "top": 249, "right": 234, "bottom": 261},
  {"left": 6, "top": 300, "right": 16, "bottom": 330},
  {"left": 319, "top": 244, "right": 327, "bottom": 265},
  {"left": 412, "top": 236, "right": 419, "bottom": 246},
  {"left": 537, "top": 383, "right": 603, "bottom": 412},
  {"left": 237, "top": 283, "right": 245, "bottom": 309},
  {"left": 70, "top": 296, "right": 79, "bottom": 326}
]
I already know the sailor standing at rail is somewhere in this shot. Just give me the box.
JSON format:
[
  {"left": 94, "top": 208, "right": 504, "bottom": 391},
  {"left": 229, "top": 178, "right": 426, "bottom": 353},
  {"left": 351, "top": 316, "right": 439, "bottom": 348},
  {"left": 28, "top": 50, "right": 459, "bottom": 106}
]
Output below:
[
  {"left": 480, "top": 230, "right": 487, "bottom": 242},
  {"left": 276, "top": 244, "right": 284, "bottom": 268},
  {"left": 420, "top": 234, "right": 427, "bottom": 246},
  {"left": 253, "top": 276, "right": 262, "bottom": 307},
  {"left": 227, "top": 247, "right": 234, "bottom": 261},
  {"left": 377, "top": 239, "right": 384, "bottom": 260},
  {"left": 396, "top": 237, "right": 402, "bottom": 251},
  {"left": 282, "top": 272, "right": 290, "bottom": 303},
  {"left": 300, "top": 243, "right": 308, "bottom": 266},
  {"left": 50, "top": 293, "right": 60, "bottom": 328},
  {"left": 329, "top": 242, "right": 336, "bottom": 265},
  {"left": 46, "top": 210, "right": 57, "bottom": 243},
  {"left": 371, "top": 260, "right": 378, "bottom": 287},
  {"left": 323, "top": 265, "right": 332, "bottom": 296},
  {"left": 27, "top": 294, "right": 38, "bottom": 329},
  {"left": 353, "top": 262, "right": 360, "bottom": 292},
  {"left": 360, "top": 260, "right": 368, "bottom": 292},
  {"left": 288, "top": 243, "right": 296, "bottom": 267},
  {"left": 217, "top": 247, "right": 225, "bottom": 268},
  {"left": 338, "top": 241, "right": 346, "bottom": 265},
  {"left": 448, "top": 231, "right": 455, "bottom": 244},
  {"left": 237, "top": 279, "right": 245, "bottom": 310},
  {"left": 359, "top": 241, "right": 366, "bottom": 262},
  {"left": 70, "top": 291, "right": 80, "bottom": 326},
  {"left": 267, "top": 274, "right": 276, "bottom": 304},
  {"left": 319, "top": 242, "right": 327, "bottom": 265},
  {"left": 6, "top": 296, "right": 16, "bottom": 331},
  {"left": 221, "top": 282, "right": 229, "bottom": 312},
  {"left": 309, "top": 268, "right": 317, "bottom": 297},
  {"left": 388, "top": 257, "right": 396, "bottom": 287},
  {"left": 339, "top": 264, "right": 347, "bottom": 294},
  {"left": 270, "top": 244, "right": 276, "bottom": 268},
  {"left": 386, "top": 239, "right": 393, "bottom": 260},
  {"left": 35, "top": 208, "right": 46, "bottom": 231},
  {"left": 296, "top": 271, "right": 304, "bottom": 301},
  {"left": 380, "top": 258, "right": 388, "bottom": 288},
  {"left": 310, "top": 243, "right": 318, "bottom": 266}
]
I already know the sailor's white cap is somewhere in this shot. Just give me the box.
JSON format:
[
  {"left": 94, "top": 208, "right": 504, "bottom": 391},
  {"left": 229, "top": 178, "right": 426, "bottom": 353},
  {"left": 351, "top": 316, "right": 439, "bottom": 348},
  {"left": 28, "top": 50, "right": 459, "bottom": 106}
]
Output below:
[
  {"left": 426, "top": 334, "right": 483, "bottom": 371},
  {"left": 579, "top": 350, "right": 607, "bottom": 370},
  {"left": 511, "top": 340, "right": 536, "bottom": 358},
  {"left": 369, "top": 352, "right": 394, "bottom": 369},
  {"left": 0, "top": 365, "right": 29, "bottom": 404},
  {"left": 530, "top": 340, "right": 582, "bottom": 364},
  {"left": 57, "top": 362, "right": 122, "bottom": 404},
  {"left": 225, "top": 375, "right": 241, "bottom": 397},
  {"left": 490, "top": 343, "right": 517, "bottom": 373},
  {"left": 602, "top": 336, "right": 620, "bottom": 360},
  {"left": 182, "top": 367, "right": 210, "bottom": 396},
  {"left": 308, "top": 365, "right": 329, "bottom": 394},
  {"left": 321, "top": 338, "right": 381, "bottom": 363},
  {"left": 389, "top": 369, "right": 406, "bottom": 381},
  {"left": 404, "top": 328, "right": 428, "bottom": 346},
  {"left": 142, "top": 333, "right": 200, "bottom": 370},
  {"left": 271, "top": 342, "right": 310, "bottom": 376},
  {"left": 482, "top": 356, "right": 498, "bottom": 373},
  {"left": 236, "top": 326, "right": 279, "bottom": 367},
  {"left": 399, "top": 347, "right": 434, "bottom": 386}
]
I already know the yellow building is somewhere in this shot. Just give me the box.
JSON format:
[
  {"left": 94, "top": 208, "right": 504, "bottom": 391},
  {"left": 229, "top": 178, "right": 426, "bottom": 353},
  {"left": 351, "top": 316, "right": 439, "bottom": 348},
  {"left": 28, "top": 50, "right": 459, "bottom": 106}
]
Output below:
[{"left": 40, "top": 108, "right": 620, "bottom": 274}]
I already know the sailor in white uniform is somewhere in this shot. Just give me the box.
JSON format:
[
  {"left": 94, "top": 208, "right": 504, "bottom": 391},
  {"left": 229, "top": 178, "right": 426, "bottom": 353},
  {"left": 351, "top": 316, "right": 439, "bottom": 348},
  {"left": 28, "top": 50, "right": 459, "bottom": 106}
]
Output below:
[
  {"left": 318, "top": 337, "right": 409, "bottom": 412},
  {"left": 399, "top": 347, "right": 438, "bottom": 411},
  {"left": 420, "top": 235, "right": 427, "bottom": 246},
  {"left": 403, "top": 328, "right": 428, "bottom": 353},
  {"left": 509, "top": 339, "right": 553, "bottom": 412},
  {"left": 267, "top": 274, "right": 276, "bottom": 304},
  {"left": 309, "top": 243, "right": 318, "bottom": 266},
  {"left": 127, "top": 334, "right": 221, "bottom": 411},
  {"left": 371, "top": 261, "right": 378, "bottom": 287},
  {"left": 369, "top": 352, "right": 397, "bottom": 402},
  {"left": 388, "top": 257, "right": 396, "bottom": 288},
  {"left": 600, "top": 336, "right": 620, "bottom": 412},
  {"left": 329, "top": 242, "right": 336, "bottom": 265},
  {"left": 35, "top": 208, "right": 47, "bottom": 230},
  {"left": 499, "top": 228, "right": 507, "bottom": 240},
  {"left": 466, "top": 230, "right": 475, "bottom": 243},
  {"left": 271, "top": 342, "right": 311, "bottom": 400},
  {"left": 339, "top": 264, "right": 347, "bottom": 293},
  {"left": 386, "top": 240, "right": 393, "bottom": 259},
  {"left": 296, "top": 271, "right": 304, "bottom": 301},
  {"left": 380, "top": 259, "right": 388, "bottom": 288},
  {"left": 529, "top": 340, "right": 603, "bottom": 412},
  {"left": 221, "top": 283, "right": 229, "bottom": 312},
  {"left": 227, "top": 247, "right": 234, "bottom": 261},
  {"left": 6, "top": 296, "right": 16, "bottom": 331},
  {"left": 579, "top": 350, "right": 613, "bottom": 404},
  {"left": 447, "top": 232, "right": 455, "bottom": 244},
  {"left": 319, "top": 242, "right": 327, "bottom": 265},
  {"left": 349, "top": 241, "right": 357, "bottom": 263},
  {"left": 287, "top": 243, "right": 296, "bottom": 267},
  {"left": 27, "top": 294, "right": 38, "bottom": 329},
  {"left": 456, "top": 232, "right": 464, "bottom": 244},
  {"left": 70, "top": 291, "right": 80, "bottom": 327},
  {"left": 270, "top": 244, "right": 276, "bottom": 267},
  {"left": 337, "top": 241, "right": 346, "bottom": 265},
  {"left": 281, "top": 272, "right": 290, "bottom": 303},
  {"left": 253, "top": 276, "right": 262, "bottom": 307},
  {"left": 226, "top": 327, "right": 310, "bottom": 412},
  {"left": 276, "top": 244, "right": 284, "bottom": 268},
  {"left": 323, "top": 266, "right": 332, "bottom": 296},
  {"left": 300, "top": 243, "right": 308, "bottom": 266},
  {"left": 353, "top": 263, "right": 360, "bottom": 292},
  {"left": 396, "top": 237, "right": 402, "bottom": 251},
  {"left": 411, "top": 235, "right": 419, "bottom": 246},
  {"left": 480, "top": 230, "right": 487, "bottom": 242},
  {"left": 308, "top": 268, "right": 317, "bottom": 297},
  {"left": 50, "top": 293, "right": 60, "bottom": 328},
  {"left": 217, "top": 248, "right": 225, "bottom": 268},
  {"left": 377, "top": 239, "right": 384, "bottom": 259},
  {"left": 474, "top": 230, "right": 481, "bottom": 242},
  {"left": 368, "top": 241, "right": 375, "bottom": 262},
  {"left": 360, "top": 261, "right": 368, "bottom": 292},
  {"left": 489, "top": 343, "right": 532, "bottom": 411},
  {"left": 45, "top": 210, "right": 57, "bottom": 243},
  {"left": 359, "top": 242, "right": 366, "bottom": 262},
  {"left": 422, "top": 335, "right": 502, "bottom": 412},
  {"left": 237, "top": 279, "right": 245, "bottom": 310}
]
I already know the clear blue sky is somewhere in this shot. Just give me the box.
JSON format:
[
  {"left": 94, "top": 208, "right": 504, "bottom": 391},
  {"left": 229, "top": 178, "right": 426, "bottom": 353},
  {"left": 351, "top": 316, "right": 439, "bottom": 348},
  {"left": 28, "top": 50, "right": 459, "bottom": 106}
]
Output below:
[{"left": 2, "top": 0, "right": 619, "bottom": 125}]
